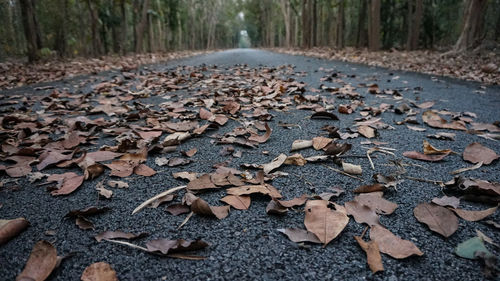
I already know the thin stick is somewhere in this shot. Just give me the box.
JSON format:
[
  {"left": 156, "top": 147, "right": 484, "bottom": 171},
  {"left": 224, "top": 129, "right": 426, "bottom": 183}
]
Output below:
[
  {"left": 360, "top": 226, "right": 369, "bottom": 239},
  {"left": 132, "top": 185, "right": 186, "bottom": 214},
  {"left": 104, "top": 239, "right": 149, "bottom": 252},
  {"left": 322, "top": 164, "right": 363, "bottom": 181},
  {"left": 367, "top": 150, "right": 375, "bottom": 170},
  {"left": 405, "top": 176, "right": 442, "bottom": 185},
  {"left": 177, "top": 211, "right": 194, "bottom": 230}
]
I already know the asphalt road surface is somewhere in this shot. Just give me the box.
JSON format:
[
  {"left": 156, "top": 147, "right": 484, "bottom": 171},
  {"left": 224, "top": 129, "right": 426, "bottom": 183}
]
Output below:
[{"left": 1, "top": 49, "right": 499, "bottom": 280}]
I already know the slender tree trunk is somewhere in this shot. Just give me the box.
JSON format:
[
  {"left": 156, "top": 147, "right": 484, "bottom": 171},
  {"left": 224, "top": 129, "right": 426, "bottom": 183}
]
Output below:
[
  {"left": 356, "top": 0, "right": 368, "bottom": 47},
  {"left": 311, "top": 0, "right": 316, "bottom": 46},
  {"left": 87, "top": 0, "right": 103, "bottom": 56},
  {"left": 120, "top": 0, "right": 127, "bottom": 54},
  {"left": 279, "top": 0, "right": 291, "bottom": 48},
  {"left": 135, "top": 0, "right": 150, "bottom": 53},
  {"left": 407, "top": 0, "right": 423, "bottom": 50},
  {"left": 368, "top": 0, "right": 381, "bottom": 51},
  {"left": 453, "top": 0, "right": 488, "bottom": 52},
  {"left": 302, "top": 0, "right": 310, "bottom": 48},
  {"left": 19, "top": 0, "right": 41, "bottom": 62},
  {"left": 336, "top": 0, "right": 345, "bottom": 48},
  {"left": 54, "top": 0, "right": 67, "bottom": 57}
]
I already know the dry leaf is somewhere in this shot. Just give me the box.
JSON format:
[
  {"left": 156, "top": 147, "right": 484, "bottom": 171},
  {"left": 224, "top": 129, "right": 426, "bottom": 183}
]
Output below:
[
  {"left": 423, "top": 140, "right": 452, "bottom": 155},
  {"left": 277, "top": 228, "right": 321, "bottom": 244},
  {"left": 290, "top": 140, "right": 313, "bottom": 151},
  {"left": 277, "top": 194, "right": 308, "bottom": 208},
  {"left": 463, "top": 142, "right": 499, "bottom": 165},
  {"left": 451, "top": 162, "right": 483, "bottom": 175},
  {"left": 342, "top": 162, "right": 362, "bottom": 175},
  {"left": 95, "top": 231, "right": 148, "bottom": 242},
  {"left": 354, "top": 184, "right": 386, "bottom": 193},
  {"left": 187, "top": 174, "right": 217, "bottom": 191},
  {"left": 284, "top": 154, "right": 307, "bottom": 166},
  {"left": 312, "top": 137, "right": 332, "bottom": 150},
  {"left": 134, "top": 164, "right": 156, "bottom": 176},
  {"left": 145, "top": 238, "right": 208, "bottom": 255},
  {"left": 304, "top": 200, "right": 349, "bottom": 246},
  {"left": 262, "top": 154, "right": 287, "bottom": 174},
  {"left": 370, "top": 225, "right": 423, "bottom": 259},
  {"left": 451, "top": 206, "right": 498, "bottom": 222},
  {"left": 355, "top": 192, "right": 398, "bottom": 215},
  {"left": 358, "top": 125, "right": 376, "bottom": 138},
  {"left": 403, "top": 151, "right": 450, "bottom": 162},
  {"left": 81, "top": 262, "right": 118, "bottom": 281},
  {"left": 354, "top": 236, "right": 384, "bottom": 274},
  {"left": 107, "top": 180, "right": 129, "bottom": 188},
  {"left": 345, "top": 200, "right": 381, "bottom": 226},
  {"left": 191, "top": 198, "right": 230, "bottom": 219},
  {"left": 173, "top": 171, "right": 198, "bottom": 181},
  {"left": 183, "top": 148, "right": 198, "bottom": 157},
  {"left": 96, "top": 182, "right": 113, "bottom": 199},
  {"left": 431, "top": 196, "right": 460, "bottom": 208},
  {"left": 220, "top": 195, "right": 251, "bottom": 210},
  {"left": 422, "top": 110, "right": 467, "bottom": 131},
  {"left": 413, "top": 203, "right": 458, "bottom": 237},
  {"left": 266, "top": 200, "right": 288, "bottom": 215},
  {"left": 248, "top": 122, "right": 272, "bottom": 143},
  {"left": 76, "top": 217, "right": 95, "bottom": 230},
  {"left": 0, "top": 217, "right": 29, "bottom": 245},
  {"left": 16, "top": 240, "right": 58, "bottom": 281},
  {"left": 166, "top": 204, "right": 191, "bottom": 216},
  {"left": 226, "top": 184, "right": 282, "bottom": 198},
  {"left": 406, "top": 125, "right": 426, "bottom": 132},
  {"left": 47, "top": 172, "right": 85, "bottom": 196}
]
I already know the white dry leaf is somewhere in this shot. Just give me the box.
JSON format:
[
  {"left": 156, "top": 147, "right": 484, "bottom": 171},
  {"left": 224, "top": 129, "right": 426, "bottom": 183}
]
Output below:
[
  {"left": 107, "top": 180, "right": 129, "bottom": 188},
  {"left": 290, "top": 140, "right": 313, "bottom": 151},
  {"left": 96, "top": 182, "right": 113, "bottom": 198},
  {"left": 27, "top": 172, "right": 48, "bottom": 183},
  {"left": 262, "top": 154, "right": 287, "bottom": 174},
  {"left": 342, "top": 162, "right": 362, "bottom": 175},
  {"left": 155, "top": 157, "right": 169, "bottom": 166}
]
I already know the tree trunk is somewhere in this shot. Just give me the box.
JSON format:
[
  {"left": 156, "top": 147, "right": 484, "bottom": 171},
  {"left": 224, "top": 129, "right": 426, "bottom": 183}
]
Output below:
[
  {"left": 301, "top": 0, "right": 310, "bottom": 48},
  {"left": 335, "top": 0, "right": 345, "bottom": 48},
  {"left": 19, "top": 0, "right": 41, "bottom": 62},
  {"left": 120, "top": 0, "right": 127, "bottom": 54},
  {"left": 407, "top": 0, "right": 423, "bottom": 50},
  {"left": 54, "top": 0, "right": 68, "bottom": 57},
  {"left": 135, "top": 0, "right": 150, "bottom": 53},
  {"left": 356, "top": 0, "right": 368, "bottom": 48},
  {"left": 279, "top": 0, "right": 291, "bottom": 48},
  {"left": 87, "top": 0, "right": 103, "bottom": 56},
  {"left": 453, "top": 0, "right": 488, "bottom": 52},
  {"left": 368, "top": 0, "right": 380, "bottom": 51},
  {"left": 311, "top": 0, "right": 316, "bottom": 46}
]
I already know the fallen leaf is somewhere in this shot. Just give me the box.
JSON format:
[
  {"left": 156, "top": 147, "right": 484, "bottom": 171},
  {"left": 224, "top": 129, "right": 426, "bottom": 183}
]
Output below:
[
  {"left": 355, "top": 192, "right": 398, "bottom": 215},
  {"left": 37, "top": 149, "right": 74, "bottom": 170},
  {"left": 284, "top": 154, "right": 307, "bottom": 166},
  {"left": 96, "top": 182, "right": 113, "bottom": 199},
  {"left": 358, "top": 125, "right": 376, "bottom": 138},
  {"left": 413, "top": 203, "right": 458, "bottom": 237},
  {"left": 95, "top": 231, "right": 148, "bottom": 242},
  {"left": 455, "top": 236, "right": 493, "bottom": 260},
  {"left": 81, "top": 262, "right": 118, "bottom": 281},
  {"left": 183, "top": 148, "right": 198, "bottom": 157},
  {"left": 191, "top": 197, "right": 230, "bottom": 219},
  {"left": 304, "top": 200, "right": 349, "bottom": 246},
  {"left": 423, "top": 140, "right": 452, "bottom": 155},
  {"left": 451, "top": 162, "right": 483, "bottom": 175},
  {"left": 342, "top": 162, "right": 362, "bottom": 175},
  {"left": 226, "top": 184, "right": 282, "bottom": 198},
  {"left": 145, "top": 238, "right": 208, "bottom": 255},
  {"left": 47, "top": 172, "right": 85, "bottom": 196},
  {"left": 220, "top": 195, "right": 251, "bottom": 210},
  {"left": 107, "top": 180, "right": 129, "bottom": 188},
  {"left": 422, "top": 110, "right": 467, "bottom": 131},
  {"left": 427, "top": 132, "right": 456, "bottom": 141},
  {"left": 354, "top": 184, "right": 386, "bottom": 193},
  {"left": 345, "top": 200, "right": 381, "bottom": 226},
  {"left": 173, "top": 171, "right": 198, "bottom": 181},
  {"left": 354, "top": 236, "right": 384, "bottom": 274},
  {"left": 463, "top": 142, "right": 499, "bottom": 165},
  {"left": 451, "top": 206, "right": 498, "bottom": 222},
  {"left": 403, "top": 151, "right": 450, "bottom": 162},
  {"left": 290, "top": 140, "right": 313, "bottom": 151},
  {"left": 166, "top": 204, "right": 191, "bottom": 216},
  {"left": 406, "top": 125, "right": 426, "bottom": 132},
  {"left": 266, "top": 200, "right": 288, "bottom": 215},
  {"left": 431, "top": 196, "right": 460, "bottom": 208},
  {"left": 134, "top": 164, "right": 156, "bottom": 176},
  {"left": 262, "top": 154, "right": 287, "bottom": 174},
  {"left": 0, "top": 218, "right": 29, "bottom": 245},
  {"left": 248, "top": 122, "right": 272, "bottom": 143},
  {"left": 187, "top": 174, "right": 217, "bottom": 191},
  {"left": 16, "top": 240, "right": 58, "bottom": 281},
  {"left": 76, "top": 217, "right": 95, "bottom": 230},
  {"left": 370, "top": 225, "right": 424, "bottom": 259},
  {"left": 277, "top": 228, "right": 321, "bottom": 244},
  {"left": 312, "top": 137, "right": 332, "bottom": 150},
  {"left": 277, "top": 194, "right": 308, "bottom": 208}
]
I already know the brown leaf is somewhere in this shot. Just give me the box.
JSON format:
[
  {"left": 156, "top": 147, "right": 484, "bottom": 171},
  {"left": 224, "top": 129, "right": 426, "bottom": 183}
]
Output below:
[
  {"left": 220, "top": 195, "right": 251, "bottom": 210},
  {"left": 183, "top": 148, "right": 198, "bottom": 157},
  {"left": 37, "top": 149, "right": 74, "bottom": 170},
  {"left": 226, "top": 184, "right": 282, "bottom": 198},
  {"left": 166, "top": 204, "right": 191, "bottom": 216},
  {"left": 0, "top": 218, "right": 29, "bottom": 245},
  {"left": 85, "top": 151, "right": 122, "bottom": 162},
  {"left": 403, "top": 151, "right": 450, "bottom": 162},
  {"left": 304, "top": 200, "right": 349, "bottom": 246},
  {"left": 136, "top": 130, "right": 162, "bottom": 140},
  {"left": 167, "top": 157, "right": 192, "bottom": 167},
  {"left": 290, "top": 140, "right": 313, "bottom": 151},
  {"left": 199, "top": 108, "right": 213, "bottom": 120},
  {"left": 95, "top": 231, "right": 148, "bottom": 242},
  {"left": 451, "top": 206, "right": 498, "bottom": 222},
  {"left": 423, "top": 140, "right": 452, "bottom": 155},
  {"left": 354, "top": 184, "right": 386, "bottom": 193},
  {"left": 187, "top": 174, "right": 217, "bottom": 191},
  {"left": 312, "top": 137, "right": 332, "bottom": 150},
  {"left": 173, "top": 171, "right": 198, "bottom": 181},
  {"left": 145, "top": 238, "right": 208, "bottom": 255},
  {"left": 191, "top": 198, "right": 230, "bottom": 219},
  {"left": 16, "top": 240, "right": 58, "bottom": 281},
  {"left": 417, "top": 101, "right": 435, "bottom": 109},
  {"left": 431, "top": 196, "right": 460, "bottom": 208},
  {"left": 248, "top": 122, "right": 272, "bottom": 143},
  {"left": 370, "top": 225, "right": 423, "bottom": 259},
  {"left": 266, "top": 200, "right": 288, "bottom": 215},
  {"left": 134, "top": 164, "right": 156, "bottom": 177},
  {"left": 345, "top": 201, "right": 381, "bottom": 226},
  {"left": 262, "top": 153, "right": 287, "bottom": 174},
  {"left": 407, "top": 125, "right": 426, "bottom": 132},
  {"left": 311, "top": 111, "right": 339, "bottom": 120},
  {"left": 104, "top": 160, "right": 135, "bottom": 177},
  {"left": 342, "top": 162, "right": 362, "bottom": 175},
  {"left": 422, "top": 110, "right": 467, "bottom": 131},
  {"left": 354, "top": 236, "right": 384, "bottom": 274},
  {"left": 358, "top": 125, "right": 376, "bottom": 138},
  {"left": 355, "top": 192, "right": 398, "bottom": 215},
  {"left": 76, "top": 217, "right": 95, "bottom": 230},
  {"left": 81, "top": 262, "right": 118, "bottom": 281},
  {"left": 277, "top": 228, "right": 321, "bottom": 244},
  {"left": 284, "top": 153, "right": 307, "bottom": 166},
  {"left": 413, "top": 203, "right": 458, "bottom": 237},
  {"left": 277, "top": 194, "right": 308, "bottom": 208},
  {"left": 463, "top": 142, "right": 499, "bottom": 165},
  {"left": 47, "top": 172, "right": 85, "bottom": 196}
]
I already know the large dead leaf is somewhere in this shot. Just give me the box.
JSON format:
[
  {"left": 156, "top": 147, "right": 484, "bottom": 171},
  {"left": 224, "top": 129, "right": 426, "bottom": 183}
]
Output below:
[
  {"left": 312, "top": 137, "right": 332, "bottom": 150},
  {"left": 431, "top": 196, "right": 460, "bottom": 208},
  {"left": 355, "top": 192, "right": 398, "bottom": 215},
  {"left": 226, "top": 184, "right": 282, "bottom": 198},
  {"left": 358, "top": 125, "right": 376, "bottom": 138},
  {"left": 370, "top": 225, "right": 423, "bottom": 259},
  {"left": 277, "top": 194, "right": 308, "bottom": 208},
  {"left": 16, "top": 240, "right": 58, "bottom": 281},
  {"left": 95, "top": 230, "right": 148, "bottom": 242},
  {"left": 46, "top": 172, "right": 85, "bottom": 196},
  {"left": 0, "top": 217, "right": 29, "bottom": 245},
  {"left": 191, "top": 197, "right": 230, "bottom": 219},
  {"left": 403, "top": 151, "right": 450, "bottom": 162},
  {"left": 345, "top": 200, "right": 381, "bottom": 226},
  {"left": 277, "top": 228, "right": 321, "bottom": 244},
  {"left": 220, "top": 195, "right": 251, "bottom": 210},
  {"left": 463, "top": 142, "right": 499, "bottom": 165},
  {"left": 354, "top": 236, "right": 384, "bottom": 274},
  {"left": 413, "top": 203, "right": 458, "bottom": 237},
  {"left": 145, "top": 238, "right": 208, "bottom": 255},
  {"left": 451, "top": 206, "right": 498, "bottom": 222},
  {"left": 304, "top": 200, "right": 349, "bottom": 246},
  {"left": 187, "top": 174, "right": 217, "bottom": 191},
  {"left": 248, "top": 122, "right": 272, "bottom": 143},
  {"left": 422, "top": 110, "right": 467, "bottom": 131},
  {"left": 37, "top": 149, "right": 74, "bottom": 170},
  {"left": 81, "top": 262, "right": 118, "bottom": 281}
]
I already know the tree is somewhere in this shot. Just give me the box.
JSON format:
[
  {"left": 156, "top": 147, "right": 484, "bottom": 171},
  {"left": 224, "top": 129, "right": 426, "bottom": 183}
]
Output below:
[
  {"left": 407, "top": 0, "right": 423, "bottom": 50},
  {"left": 356, "top": 0, "right": 368, "bottom": 47},
  {"left": 19, "top": 0, "right": 41, "bottom": 62},
  {"left": 279, "top": 0, "right": 292, "bottom": 47},
  {"left": 335, "top": 0, "right": 345, "bottom": 48},
  {"left": 86, "top": 0, "right": 103, "bottom": 56},
  {"left": 368, "top": 0, "right": 381, "bottom": 51},
  {"left": 135, "top": 0, "right": 150, "bottom": 53},
  {"left": 452, "top": 0, "right": 488, "bottom": 52}
]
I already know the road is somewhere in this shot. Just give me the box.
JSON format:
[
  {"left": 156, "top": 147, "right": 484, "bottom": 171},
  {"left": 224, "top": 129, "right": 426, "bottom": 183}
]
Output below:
[{"left": 1, "top": 49, "right": 499, "bottom": 280}]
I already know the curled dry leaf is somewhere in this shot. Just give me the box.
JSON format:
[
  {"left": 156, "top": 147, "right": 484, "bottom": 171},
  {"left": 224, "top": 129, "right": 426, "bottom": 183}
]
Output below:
[
  {"left": 95, "top": 230, "right": 148, "bottom": 242},
  {"left": 166, "top": 204, "right": 191, "bottom": 216},
  {"left": 284, "top": 154, "right": 307, "bottom": 166},
  {"left": 427, "top": 132, "right": 456, "bottom": 141},
  {"left": 406, "top": 125, "right": 426, "bottom": 132},
  {"left": 413, "top": 203, "right": 458, "bottom": 237},
  {"left": 173, "top": 171, "right": 198, "bottom": 181},
  {"left": 76, "top": 217, "right": 95, "bottom": 230},
  {"left": 312, "top": 137, "right": 332, "bottom": 150},
  {"left": 463, "top": 142, "right": 499, "bottom": 165},
  {"left": 310, "top": 111, "right": 339, "bottom": 120},
  {"left": 145, "top": 238, "right": 208, "bottom": 255},
  {"left": 47, "top": 172, "right": 85, "bottom": 196},
  {"left": 226, "top": 184, "right": 282, "bottom": 198},
  {"left": 191, "top": 198, "right": 230, "bottom": 219},
  {"left": 423, "top": 140, "right": 452, "bottom": 155},
  {"left": 16, "top": 240, "right": 58, "bottom": 281},
  {"left": 81, "top": 262, "right": 118, "bottom": 281},
  {"left": 277, "top": 228, "right": 321, "bottom": 244},
  {"left": 0, "top": 217, "right": 29, "bottom": 245},
  {"left": 266, "top": 200, "right": 288, "bottom": 215},
  {"left": 220, "top": 195, "right": 251, "bottom": 210},
  {"left": 107, "top": 180, "right": 129, "bottom": 189},
  {"left": 431, "top": 196, "right": 460, "bottom": 209},
  {"left": 403, "top": 151, "right": 450, "bottom": 162},
  {"left": 345, "top": 200, "right": 381, "bottom": 226},
  {"left": 451, "top": 206, "right": 498, "bottom": 222},
  {"left": 290, "top": 140, "right": 313, "bottom": 151},
  {"left": 277, "top": 194, "right": 308, "bottom": 208},
  {"left": 248, "top": 122, "right": 272, "bottom": 143},
  {"left": 304, "top": 200, "right": 349, "bottom": 246},
  {"left": 422, "top": 110, "right": 467, "bottom": 131},
  {"left": 342, "top": 162, "right": 362, "bottom": 175},
  {"left": 355, "top": 192, "right": 398, "bottom": 215},
  {"left": 262, "top": 153, "right": 287, "bottom": 174},
  {"left": 370, "top": 225, "right": 423, "bottom": 259},
  {"left": 354, "top": 236, "right": 384, "bottom": 274}
]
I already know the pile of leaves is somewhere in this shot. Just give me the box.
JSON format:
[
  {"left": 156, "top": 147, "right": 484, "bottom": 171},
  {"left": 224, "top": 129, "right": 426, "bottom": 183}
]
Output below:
[
  {"left": 270, "top": 47, "right": 500, "bottom": 85},
  {"left": 0, "top": 59, "right": 499, "bottom": 280},
  {"left": 0, "top": 50, "right": 212, "bottom": 90}
]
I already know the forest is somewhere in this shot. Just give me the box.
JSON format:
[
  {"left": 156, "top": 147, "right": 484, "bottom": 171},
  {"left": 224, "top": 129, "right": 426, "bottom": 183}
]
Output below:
[{"left": 1, "top": 0, "right": 499, "bottom": 62}]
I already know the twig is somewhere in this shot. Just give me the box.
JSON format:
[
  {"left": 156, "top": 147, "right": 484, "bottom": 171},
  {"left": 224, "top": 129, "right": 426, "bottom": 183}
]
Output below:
[
  {"left": 132, "top": 185, "right": 186, "bottom": 214},
  {"left": 177, "top": 211, "right": 194, "bottom": 230},
  {"left": 321, "top": 164, "right": 363, "bottom": 181},
  {"left": 405, "top": 176, "right": 443, "bottom": 186},
  {"left": 360, "top": 226, "right": 369, "bottom": 239},
  {"left": 104, "top": 239, "right": 149, "bottom": 252}
]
